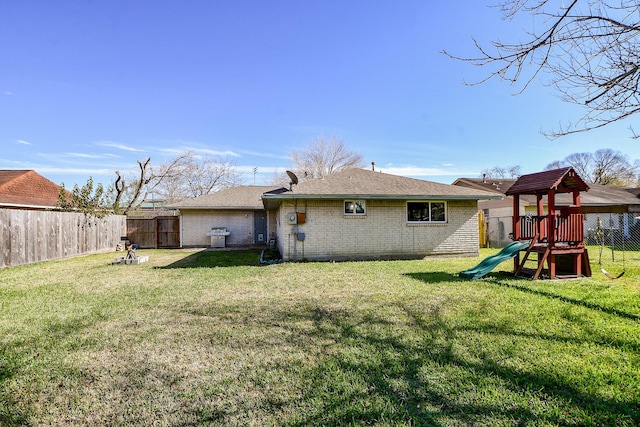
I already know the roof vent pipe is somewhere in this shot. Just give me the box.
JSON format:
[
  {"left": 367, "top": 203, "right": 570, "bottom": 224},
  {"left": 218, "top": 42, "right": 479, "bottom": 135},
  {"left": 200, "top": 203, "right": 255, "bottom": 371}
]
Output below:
[{"left": 371, "top": 161, "right": 376, "bottom": 171}]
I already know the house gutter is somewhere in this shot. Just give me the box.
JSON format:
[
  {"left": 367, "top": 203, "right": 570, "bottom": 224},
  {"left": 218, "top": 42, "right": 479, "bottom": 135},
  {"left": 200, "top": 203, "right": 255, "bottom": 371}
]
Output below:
[
  {"left": 261, "top": 193, "right": 502, "bottom": 209},
  {"left": 0, "top": 203, "right": 59, "bottom": 210},
  {"left": 171, "top": 206, "right": 264, "bottom": 210},
  {"left": 262, "top": 193, "right": 503, "bottom": 201}
]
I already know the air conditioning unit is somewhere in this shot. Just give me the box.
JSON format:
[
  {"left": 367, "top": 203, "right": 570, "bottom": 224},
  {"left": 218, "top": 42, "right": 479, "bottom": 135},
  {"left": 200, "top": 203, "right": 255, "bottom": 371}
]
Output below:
[{"left": 287, "top": 212, "right": 298, "bottom": 224}]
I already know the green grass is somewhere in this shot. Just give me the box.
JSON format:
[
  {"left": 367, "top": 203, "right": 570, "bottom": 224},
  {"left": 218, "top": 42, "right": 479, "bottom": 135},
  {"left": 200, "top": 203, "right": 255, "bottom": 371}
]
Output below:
[{"left": 0, "top": 248, "right": 638, "bottom": 426}]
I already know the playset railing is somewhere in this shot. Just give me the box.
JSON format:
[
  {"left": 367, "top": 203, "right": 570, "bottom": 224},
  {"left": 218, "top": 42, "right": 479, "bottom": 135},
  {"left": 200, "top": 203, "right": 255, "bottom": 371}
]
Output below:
[{"left": 516, "top": 213, "right": 584, "bottom": 244}]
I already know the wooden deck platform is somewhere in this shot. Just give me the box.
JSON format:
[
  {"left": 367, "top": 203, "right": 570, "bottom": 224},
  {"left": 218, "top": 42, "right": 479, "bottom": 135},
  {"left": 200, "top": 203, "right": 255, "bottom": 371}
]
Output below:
[{"left": 514, "top": 242, "right": 591, "bottom": 280}]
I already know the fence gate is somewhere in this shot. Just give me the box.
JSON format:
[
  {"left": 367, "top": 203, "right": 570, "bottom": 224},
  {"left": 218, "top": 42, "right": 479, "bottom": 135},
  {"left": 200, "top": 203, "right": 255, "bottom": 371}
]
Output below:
[
  {"left": 156, "top": 216, "right": 180, "bottom": 248},
  {"left": 127, "top": 216, "right": 180, "bottom": 249}
]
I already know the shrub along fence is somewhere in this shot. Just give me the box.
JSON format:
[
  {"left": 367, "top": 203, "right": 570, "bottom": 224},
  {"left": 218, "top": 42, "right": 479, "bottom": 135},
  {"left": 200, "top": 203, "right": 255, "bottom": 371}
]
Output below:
[{"left": 0, "top": 209, "right": 126, "bottom": 269}]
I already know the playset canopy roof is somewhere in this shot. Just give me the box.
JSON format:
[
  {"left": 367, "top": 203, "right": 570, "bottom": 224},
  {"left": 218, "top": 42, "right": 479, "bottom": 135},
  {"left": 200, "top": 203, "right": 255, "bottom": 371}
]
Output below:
[{"left": 505, "top": 167, "right": 589, "bottom": 196}]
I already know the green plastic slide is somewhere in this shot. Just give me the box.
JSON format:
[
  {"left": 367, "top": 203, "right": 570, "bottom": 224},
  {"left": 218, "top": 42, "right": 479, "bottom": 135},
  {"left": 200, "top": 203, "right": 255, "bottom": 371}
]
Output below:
[{"left": 459, "top": 240, "right": 532, "bottom": 280}]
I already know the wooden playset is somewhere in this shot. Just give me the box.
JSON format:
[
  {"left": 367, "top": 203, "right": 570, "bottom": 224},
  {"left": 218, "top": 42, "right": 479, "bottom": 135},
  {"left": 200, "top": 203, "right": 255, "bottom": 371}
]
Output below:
[{"left": 506, "top": 167, "right": 592, "bottom": 280}]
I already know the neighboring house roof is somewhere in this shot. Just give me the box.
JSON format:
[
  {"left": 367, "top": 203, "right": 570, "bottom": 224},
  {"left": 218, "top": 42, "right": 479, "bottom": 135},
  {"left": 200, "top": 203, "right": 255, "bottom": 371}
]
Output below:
[
  {"left": 262, "top": 168, "right": 502, "bottom": 209},
  {"left": 518, "top": 185, "right": 640, "bottom": 212},
  {"left": 453, "top": 174, "right": 640, "bottom": 212},
  {"left": 0, "top": 170, "right": 62, "bottom": 209},
  {"left": 138, "top": 199, "right": 167, "bottom": 209},
  {"left": 451, "top": 177, "right": 517, "bottom": 195},
  {"left": 168, "top": 186, "right": 286, "bottom": 210},
  {"left": 505, "top": 167, "right": 589, "bottom": 196}
]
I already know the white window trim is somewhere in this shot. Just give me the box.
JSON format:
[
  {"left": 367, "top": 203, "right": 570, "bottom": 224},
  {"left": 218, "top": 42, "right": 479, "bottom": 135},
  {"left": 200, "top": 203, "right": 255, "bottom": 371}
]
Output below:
[
  {"left": 344, "top": 200, "right": 366, "bottom": 216},
  {"left": 406, "top": 200, "right": 448, "bottom": 224}
]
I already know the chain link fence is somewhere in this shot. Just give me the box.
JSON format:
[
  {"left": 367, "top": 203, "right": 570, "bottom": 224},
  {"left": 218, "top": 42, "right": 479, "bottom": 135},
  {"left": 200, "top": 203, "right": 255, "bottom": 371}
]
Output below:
[{"left": 484, "top": 212, "right": 639, "bottom": 273}]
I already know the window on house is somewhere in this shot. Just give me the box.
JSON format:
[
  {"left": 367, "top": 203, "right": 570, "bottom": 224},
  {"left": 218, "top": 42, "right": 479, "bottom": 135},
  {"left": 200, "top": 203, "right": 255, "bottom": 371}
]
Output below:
[
  {"left": 407, "top": 201, "right": 447, "bottom": 223},
  {"left": 344, "top": 200, "right": 366, "bottom": 215}
]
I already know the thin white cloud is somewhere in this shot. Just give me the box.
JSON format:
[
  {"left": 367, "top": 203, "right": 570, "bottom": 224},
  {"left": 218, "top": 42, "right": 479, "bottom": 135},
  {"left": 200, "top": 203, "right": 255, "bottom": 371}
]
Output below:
[
  {"left": 16, "top": 139, "right": 31, "bottom": 145},
  {"left": 0, "top": 159, "right": 30, "bottom": 168},
  {"left": 35, "top": 166, "right": 115, "bottom": 176},
  {"left": 35, "top": 152, "right": 120, "bottom": 162},
  {"left": 236, "top": 149, "right": 291, "bottom": 160},
  {"left": 65, "top": 152, "right": 119, "bottom": 159},
  {"left": 0, "top": 159, "right": 117, "bottom": 186},
  {"left": 158, "top": 147, "right": 240, "bottom": 158},
  {"left": 4, "top": 91, "right": 15, "bottom": 96},
  {"left": 157, "top": 148, "right": 185, "bottom": 155},
  {"left": 192, "top": 147, "right": 240, "bottom": 157},
  {"left": 155, "top": 141, "right": 290, "bottom": 160},
  {"left": 380, "top": 165, "right": 478, "bottom": 177},
  {"left": 96, "top": 141, "right": 146, "bottom": 152}
]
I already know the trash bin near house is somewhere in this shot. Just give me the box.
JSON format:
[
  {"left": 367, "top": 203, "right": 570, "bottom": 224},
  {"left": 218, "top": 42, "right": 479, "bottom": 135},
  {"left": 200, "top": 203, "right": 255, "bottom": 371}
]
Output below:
[{"left": 206, "top": 227, "right": 231, "bottom": 248}]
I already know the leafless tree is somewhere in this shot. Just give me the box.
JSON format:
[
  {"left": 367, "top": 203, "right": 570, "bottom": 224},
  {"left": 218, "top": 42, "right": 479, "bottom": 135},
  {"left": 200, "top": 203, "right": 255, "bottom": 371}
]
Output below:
[
  {"left": 544, "top": 160, "right": 565, "bottom": 171},
  {"left": 112, "top": 157, "right": 154, "bottom": 215},
  {"left": 290, "top": 136, "right": 365, "bottom": 180},
  {"left": 481, "top": 165, "right": 521, "bottom": 179},
  {"left": 152, "top": 153, "right": 243, "bottom": 203},
  {"left": 265, "top": 169, "right": 293, "bottom": 188},
  {"left": 444, "top": 0, "right": 640, "bottom": 138},
  {"left": 544, "top": 148, "right": 638, "bottom": 185},
  {"left": 110, "top": 152, "right": 242, "bottom": 214},
  {"left": 560, "top": 152, "right": 594, "bottom": 180}
]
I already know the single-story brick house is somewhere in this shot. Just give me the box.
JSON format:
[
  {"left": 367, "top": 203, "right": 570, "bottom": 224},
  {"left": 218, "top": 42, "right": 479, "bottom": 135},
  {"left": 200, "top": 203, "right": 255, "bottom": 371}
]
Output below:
[
  {"left": 262, "top": 168, "right": 501, "bottom": 261},
  {"left": 169, "top": 185, "right": 286, "bottom": 247},
  {"left": 171, "top": 169, "right": 501, "bottom": 260},
  {"left": 0, "top": 170, "right": 63, "bottom": 210}
]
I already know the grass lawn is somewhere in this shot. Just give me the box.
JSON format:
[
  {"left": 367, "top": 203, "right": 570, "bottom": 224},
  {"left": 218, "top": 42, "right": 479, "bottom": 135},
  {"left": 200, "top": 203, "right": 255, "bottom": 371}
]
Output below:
[{"left": 0, "top": 248, "right": 638, "bottom": 426}]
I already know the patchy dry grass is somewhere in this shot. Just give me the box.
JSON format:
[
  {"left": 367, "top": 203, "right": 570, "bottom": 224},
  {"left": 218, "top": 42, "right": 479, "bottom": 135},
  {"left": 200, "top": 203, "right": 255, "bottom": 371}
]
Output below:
[{"left": 0, "top": 248, "right": 638, "bottom": 426}]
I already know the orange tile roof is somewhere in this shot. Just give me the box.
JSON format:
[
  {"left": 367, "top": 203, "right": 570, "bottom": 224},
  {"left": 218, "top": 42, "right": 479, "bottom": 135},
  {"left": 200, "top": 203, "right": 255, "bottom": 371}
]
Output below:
[{"left": 0, "top": 170, "right": 62, "bottom": 208}]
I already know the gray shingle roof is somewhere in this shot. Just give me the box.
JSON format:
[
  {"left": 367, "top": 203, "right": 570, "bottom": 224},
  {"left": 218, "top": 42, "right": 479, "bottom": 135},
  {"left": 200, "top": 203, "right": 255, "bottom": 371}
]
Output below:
[
  {"left": 452, "top": 177, "right": 517, "bottom": 194},
  {"left": 454, "top": 175, "right": 640, "bottom": 207},
  {"left": 168, "top": 186, "right": 285, "bottom": 210},
  {"left": 265, "top": 168, "right": 502, "bottom": 200},
  {"left": 522, "top": 184, "right": 640, "bottom": 207}
]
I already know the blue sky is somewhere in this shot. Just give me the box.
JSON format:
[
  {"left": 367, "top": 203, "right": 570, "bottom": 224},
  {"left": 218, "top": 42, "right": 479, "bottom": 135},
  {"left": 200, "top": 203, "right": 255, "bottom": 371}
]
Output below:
[{"left": 2, "top": 1, "right": 639, "bottom": 189}]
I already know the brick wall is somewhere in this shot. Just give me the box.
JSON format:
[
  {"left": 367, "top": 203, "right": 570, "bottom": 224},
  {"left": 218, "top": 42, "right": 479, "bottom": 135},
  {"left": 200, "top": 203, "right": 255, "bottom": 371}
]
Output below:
[
  {"left": 180, "top": 210, "right": 255, "bottom": 246},
  {"left": 276, "top": 199, "right": 479, "bottom": 261}
]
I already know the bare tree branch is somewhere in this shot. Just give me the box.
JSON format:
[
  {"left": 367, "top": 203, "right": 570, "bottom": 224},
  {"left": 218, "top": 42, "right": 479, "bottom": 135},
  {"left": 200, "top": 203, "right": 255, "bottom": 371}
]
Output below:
[
  {"left": 544, "top": 148, "right": 638, "bottom": 185},
  {"left": 110, "top": 152, "right": 244, "bottom": 214},
  {"left": 121, "top": 157, "right": 151, "bottom": 215},
  {"left": 291, "top": 136, "right": 365, "bottom": 180},
  {"left": 444, "top": 0, "right": 640, "bottom": 138},
  {"left": 481, "top": 164, "right": 521, "bottom": 179},
  {"left": 151, "top": 152, "right": 243, "bottom": 203}
]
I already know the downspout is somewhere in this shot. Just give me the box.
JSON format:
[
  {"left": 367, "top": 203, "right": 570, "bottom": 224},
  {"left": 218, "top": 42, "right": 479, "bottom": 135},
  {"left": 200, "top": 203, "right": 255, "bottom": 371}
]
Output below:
[{"left": 293, "top": 198, "right": 297, "bottom": 261}]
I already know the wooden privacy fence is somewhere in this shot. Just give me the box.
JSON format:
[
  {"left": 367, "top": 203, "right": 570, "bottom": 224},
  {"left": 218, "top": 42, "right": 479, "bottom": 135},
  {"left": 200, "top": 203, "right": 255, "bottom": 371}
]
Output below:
[
  {"left": 0, "top": 209, "right": 126, "bottom": 269},
  {"left": 126, "top": 216, "right": 180, "bottom": 249}
]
